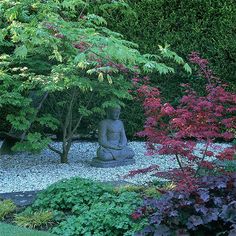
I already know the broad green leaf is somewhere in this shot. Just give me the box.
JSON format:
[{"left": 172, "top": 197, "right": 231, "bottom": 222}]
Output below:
[
  {"left": 0, "top": 29, "right": 7, "bottom": 42},
  {"left": 98, "top": 72, "right": 104, "bottom": 82},
  {"left": 53, "top": 49, "right": 63, "bottom": 62},
  {"left": 12, "top": 133, "right": 51, "bottom": 153},
  {"left": 78, "top": 106, "right": 92, "bottom": 117},
  {"left": 87, "top": 68, "right": 96, "bottom": 75},
  {"left": 77, "top": 61, "right": 88, "bottom": 69},
  {"left": 107, "top": 74, "right": 112, "bottom": 84},
  {"left": 184, "top": 63, "right": 192, "bottom": 74},
  {"left": 37, "top": 115, "right": 59, "bottom": 131},
  {"left": 86, "top": 14, "right": 107, "bottom": 26},
  {"left": 14, "top": 45, "right": 28, "bottom": 58}
]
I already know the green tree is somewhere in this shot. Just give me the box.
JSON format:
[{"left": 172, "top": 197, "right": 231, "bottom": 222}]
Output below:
[{"left": 0, "top": 0, "right": 189, "bottom": 163}]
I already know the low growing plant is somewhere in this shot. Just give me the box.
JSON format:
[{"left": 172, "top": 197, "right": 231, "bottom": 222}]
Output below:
[
  {"left": 114, "top": 184, "right": 161, "bottom": 198},
  {"left": 27, "top": 177, "right": 149, "bottom": 236},
  {"left": 52, "top": 191, "right": 147, "bottom": 236},
  {"left": 0, "top": 199, "right": 16, "bottom": 220},
  {"left": 14, "top": 209, "right": 53, "bottom": 229},
  {"left": 32, "top": 177, "right": 115, "bottom": 211},
  {"left": 133, "top": 173, "right": 236, "bottom": 236}
]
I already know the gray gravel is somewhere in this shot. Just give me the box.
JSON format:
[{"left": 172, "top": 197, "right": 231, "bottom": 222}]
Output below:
[{"left": 0, "top": 141, "right": 232, "bottom": 193}]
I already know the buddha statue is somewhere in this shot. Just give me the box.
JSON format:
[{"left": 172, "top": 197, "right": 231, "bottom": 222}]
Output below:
[{"left": 91, "top": 106, "right": 135, "bottom": 167}]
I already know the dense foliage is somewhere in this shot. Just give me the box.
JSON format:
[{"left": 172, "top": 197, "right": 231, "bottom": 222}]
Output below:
[
  {"left": 133, "top": 173, "right": 236, "bottom": 236},
  {"left": 94, "top": 0, "right": 236, "bottom": 92},
  {"left": 0, "top": 0, "right": 189, "bottom": 161},
  {"left": 130, "top": 52, "right": 236, "bottom": 191},
  {"left": 0, "top": 199, "right": 16, "bottom": 220},
  {"left": 28, "top": 177, "right": 149, "bottom": 236}
]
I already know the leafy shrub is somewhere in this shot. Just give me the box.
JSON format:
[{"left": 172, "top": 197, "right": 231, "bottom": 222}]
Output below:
[
  {"left": 132, "top": 52, "right": 236, "bottom": 191},
  {"left": 30, "top": 177, "right": 148, "bottom": 236},
  {"left": 32, "top": 178, "right": 114, "bottom": 211},
  {"left": 0, "top": 199, "right": 16, "bottom": 220},
  {"left": 14, "top": 209, "right": 53, "bottom": 229},
  {"left": 52, "top": 191, "right": 146, "bottom": 236},
  {"left": 133, "top": 173, "right": 236, "bottom": 236}
]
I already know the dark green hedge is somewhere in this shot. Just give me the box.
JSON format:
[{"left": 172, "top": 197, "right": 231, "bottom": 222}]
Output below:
[{"left": 93, "top": 0, "right": 236, "bottom": 88}]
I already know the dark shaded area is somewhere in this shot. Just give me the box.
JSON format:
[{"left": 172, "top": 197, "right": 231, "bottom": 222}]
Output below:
[{"left": 0, "top": 190, "right": 40, "bottom": 207}]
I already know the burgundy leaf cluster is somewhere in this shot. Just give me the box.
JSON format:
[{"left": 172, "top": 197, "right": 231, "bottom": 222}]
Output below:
[
  {"left": 133, "top": 174, "right": 236, "bottom": 236},
  {"left": 134, "top": 52, "right": 236, "bottom": 190},
  {"left": 73, "top": 41, "right": 90, "bottom": 52}
]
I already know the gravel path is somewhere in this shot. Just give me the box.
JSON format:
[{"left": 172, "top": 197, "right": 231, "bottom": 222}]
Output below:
[{"left": 0, "top": 141, "right": 232, "bottom": 193}]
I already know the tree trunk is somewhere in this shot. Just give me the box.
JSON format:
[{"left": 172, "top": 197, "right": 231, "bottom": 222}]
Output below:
[
  {"left": 60, "top": 151, "right": 68, "bottom": 163},
  {"left": 60, "top": 139, "right": 72, "bottom": 163}
]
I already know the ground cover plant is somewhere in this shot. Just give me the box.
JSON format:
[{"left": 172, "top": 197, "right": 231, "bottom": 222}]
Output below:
[
  {"left": 0, "top": 199, "right": 16, "bottom": 220},
  {"left": 133, "top": 173, "right": 236, "bottom": 235},
  {"left": 10, "top": 177, "right": 166, "bottom": 236},
  {"left": 14, "top": 210, "right": 53, "bottom": 229}
]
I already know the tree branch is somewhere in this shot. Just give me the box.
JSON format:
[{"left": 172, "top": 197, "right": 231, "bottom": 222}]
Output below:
[
  {"left": 175, "top": 154, "right": 184, "bottom": 172},
  {"left": 194, "top": 141, "right": 210, "bottom": 177},
  {"left": 48, "top": 144, "right": 63, "bottom": 156},
  {"left": 71, "top": 90, "right": 95, "bottom": 135}
]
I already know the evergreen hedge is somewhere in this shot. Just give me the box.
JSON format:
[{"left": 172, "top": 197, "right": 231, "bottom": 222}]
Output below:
[{"left": 93, "top": 0, "right": 236, "bottom": 90}]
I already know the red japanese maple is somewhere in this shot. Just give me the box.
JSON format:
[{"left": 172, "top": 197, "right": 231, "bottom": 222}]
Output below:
[{"left": 133, "top": 52, "right": 236, "bottom": 191}]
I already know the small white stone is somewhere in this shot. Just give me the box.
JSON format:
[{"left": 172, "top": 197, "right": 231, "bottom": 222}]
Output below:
[{"left": 0, "top": 141, "right": 232, "bottom": 193}]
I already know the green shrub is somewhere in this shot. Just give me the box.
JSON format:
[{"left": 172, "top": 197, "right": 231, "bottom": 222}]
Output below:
[
  {"left": 52, "top": 191, "right": 146, "bottom": 236},
  {"left": 14, "top": 210, "right": 53, "bottom": 229},
  {"left": 29, "top": 177, "right": 147, "bottom": 236},
  {"left": 0, "top": 199, "right": 16, "bottom": 220},
  {"left": 32, "top": 178, "right": 115, "bottom": 211}
]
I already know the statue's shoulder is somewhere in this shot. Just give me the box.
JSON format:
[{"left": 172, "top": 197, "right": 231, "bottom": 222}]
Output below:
[
  {"left": 99, "top": 119, "right": 109, "bottom": 126},
  {"left": 117, "top": 119, "right": 124, "bottom": 124},
  {"left": 115, "top": 119, "right": 124, "bottom": 127}
]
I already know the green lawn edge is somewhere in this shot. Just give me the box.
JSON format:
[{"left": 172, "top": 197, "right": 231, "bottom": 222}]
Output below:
[{"left": 0, "top": 222, "right": 56, "bottom": 236}]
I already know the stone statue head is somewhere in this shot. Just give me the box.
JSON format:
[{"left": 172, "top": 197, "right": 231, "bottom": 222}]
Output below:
[{"left": 106, "top": 106, "right": 121, "bottom": 120}]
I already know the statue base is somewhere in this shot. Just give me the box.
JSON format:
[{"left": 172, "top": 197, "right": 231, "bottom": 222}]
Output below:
[{"left": 90, "top": 158, "right": 135, "bottom": 168}]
